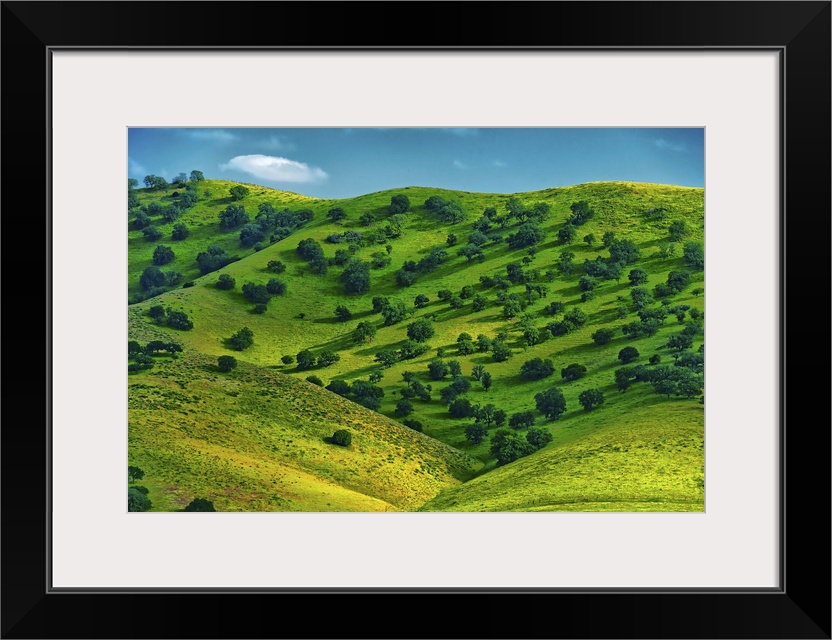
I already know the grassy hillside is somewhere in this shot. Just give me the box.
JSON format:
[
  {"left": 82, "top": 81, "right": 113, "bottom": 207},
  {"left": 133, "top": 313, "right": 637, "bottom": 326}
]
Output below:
[
  {"left": 419, "top": 394, "right": 703, "bottom": 512},
  {"left": 128, "top": 179, "right": 704, "bottom": 511},
  {"left": 128, "top": 319, "right": 477, "bottom": 511}
]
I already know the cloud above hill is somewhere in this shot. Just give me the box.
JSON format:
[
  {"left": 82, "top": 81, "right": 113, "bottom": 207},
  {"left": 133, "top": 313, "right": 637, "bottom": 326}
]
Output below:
[{"left": 221, "top": 154, "right": 328, "bottom": 183}]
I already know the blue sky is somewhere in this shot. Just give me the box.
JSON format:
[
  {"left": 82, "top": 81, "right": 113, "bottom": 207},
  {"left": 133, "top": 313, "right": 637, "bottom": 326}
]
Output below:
[{"left": 128, "top": 128, "right": 703, "bottom": 198}]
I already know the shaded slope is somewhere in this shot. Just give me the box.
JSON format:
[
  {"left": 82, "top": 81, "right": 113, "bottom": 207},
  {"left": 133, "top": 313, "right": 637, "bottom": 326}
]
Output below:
[
  {"left": 419, "top": 392, "right": 704, "bottom": 512},
  {"left": 128, "top": 323, "right": 477, "bottom": 511}
]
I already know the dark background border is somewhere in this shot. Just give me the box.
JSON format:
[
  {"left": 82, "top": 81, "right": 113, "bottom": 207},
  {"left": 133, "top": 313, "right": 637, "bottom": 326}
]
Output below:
[{"left": 2, "top": 2, "right": 829, "bottom": 638}]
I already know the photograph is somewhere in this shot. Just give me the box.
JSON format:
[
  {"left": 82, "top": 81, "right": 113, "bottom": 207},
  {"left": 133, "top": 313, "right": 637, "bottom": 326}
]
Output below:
[
  {"left": 127, "top": 127, "right": 705, "bottom": 513},
  {"left": 4, "top": 0, "right": 827, "bottom": 633}
]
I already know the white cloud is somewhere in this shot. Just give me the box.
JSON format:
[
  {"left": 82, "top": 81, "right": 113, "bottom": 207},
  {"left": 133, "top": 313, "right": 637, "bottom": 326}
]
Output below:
[
  {"left": 492, "top": 159, "right": 507, "bottom": 168},
  {"left": 453, "top": 159, "right": 467, "bottom": 170},
  {"left": 183, "top": 129, "right": 238, "bottom": 142},
  {"left": 221, "top": 154, "right": 328, "bottom": 184},
  {"left": 655, "top": 138, "right": 686, "bottom": 152}
]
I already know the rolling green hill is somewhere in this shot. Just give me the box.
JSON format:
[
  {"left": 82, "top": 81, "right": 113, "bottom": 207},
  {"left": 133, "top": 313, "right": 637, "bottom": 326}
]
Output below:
[
  {"left": 128, "top": 179, "right": 704, "bottom": 512},
  {"left": 128, "top": 319, "right": 477, "bottom": 511}
]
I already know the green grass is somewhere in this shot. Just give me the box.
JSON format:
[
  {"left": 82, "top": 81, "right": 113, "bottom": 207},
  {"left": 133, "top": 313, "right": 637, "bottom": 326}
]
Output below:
[
  {"left": 418, "top": 389, "right": 703, "bottom": 512},
  {"left": 128, "top": 321, "right": 477, "bottom": 512},
  {"left": 128, "top": 179, "right": 704, "bottom": 511}
]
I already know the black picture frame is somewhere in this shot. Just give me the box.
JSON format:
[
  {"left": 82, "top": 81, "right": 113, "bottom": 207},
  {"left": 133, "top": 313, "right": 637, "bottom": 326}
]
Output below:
[{"left": 2, "top": 2, "right": 829, "bottom": 638}]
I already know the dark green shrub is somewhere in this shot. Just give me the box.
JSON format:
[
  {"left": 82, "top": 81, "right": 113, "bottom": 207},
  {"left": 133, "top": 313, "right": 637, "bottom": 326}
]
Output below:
[
  {"left": 128, "top": 488, "right": 152, "bottom": 512},
  {"left": 216, "top": 274, "right": 236, "bottom": 290},
  {"left": 184, "top": 498, "right": 216, "bottom": 512},
  {"left": 229, "top": 327, "right": 254, "bottom": 351},
  {"left": 331, "top": 429, "right": 352, "bottom": 446},
  {"left": 618, "top": 346, "right": 640, "bottom": 364}
]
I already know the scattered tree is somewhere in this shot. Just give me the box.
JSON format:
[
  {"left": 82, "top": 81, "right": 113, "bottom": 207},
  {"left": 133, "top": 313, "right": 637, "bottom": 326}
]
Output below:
[
  {"left": 217, "top": 355, "right": 237, "bottom": 372},
  {"left": 618, "top": 346, "right": 640, "bottom": 364},
  {"left": 557, "top": 224, "right": 576, "bottom": 244},
  {"left": 296, "top": 348, "right": 317, "bottom": 370},
  {"left": 608, "top": 239, "right": 641, "bottom": 265},
  {"left": 526, "top": 426, "right": 553, "bottom": 449},
  {"left": 332, "top": 429, "right": 352, "bottom": 447},
  {"left": 340, "top": 259, "right": 371, "bottom": 294},
  {"left": 352, "top": 321, "right": 377, "bottom": 344},
  {"left": 471, "top": 294, "right": 488, "bottom": 312},
  {"left": 534, "top": 387, "right": 567, "bottom": 420},
  {"left": 263, "top": 278, "right": 286, "bottom": 296},
  {"left": 218, "top": 204, "right": 249, "bottom": 230},
  {"left": 165, "top": 310, "right": 193, "bottom": 330},
  {"left": 229, "top": 327, "right": 254, "bottom": 351},
  {"left": 242, "top": 283, "right": 270, "bottom": 305},
  {"left": 407, "top": 318, "right": 435, "bottom": 343},
  {"left": 317, "top": 351, "right": 341, "bottom": 367},
  {"left": 630, "top": 287, "right": 653, "bottom": 311},
  {"left": 507, "top": 223, "right": 545, "bottom": 250},
  {"left": 668, "top": 220, "right": 690, "bottom": 242},
  {"left": 465, "top": 422, "right": 488, "bottom": 445},
  {"left": 213, "top": 274, "right": 235, "bottom": 291},
  {"left": 520, "top": 358, "right": 555, "bottom": 381},
  {"left": 374, "top": 349, "right": 399, "bottom": 369},
  {"left": 475, "top": 404, "right": 498, "bottom": 428},
  {"left": 568, "top": 201, "right": 595, "bottom": 226},
  {"left": 184, "top": 498, "right": 216, "bottom": 512},
  {"left": 388, "top": 194, "right": 411, "bottom": 214},
  {"left": 491, "top": 340, "right": 512, "bottom": 363},
  {"left": 683, "top": 242, "right": 705, "bottom": 270},
  {"left": 334, "top": 305, "right": 352, "bottom": 322},
  {"left": 142, "top": 226, "right": 163, "bottom": 242},
  {"left": 229, "top": 185, "right": 250, "bottom": 201},
  {"left": 128, "top": 488, "right": 152, "bottom": 512},
  {"left": 381, "top": 300, "right": 408, "bottom": 326},
  {"left": 171, "top": 223, "right": 190, "bottom": 241},
  {"left": 449, "top": 398, "right": 475, "bottom": 419},
  {"left": 326, "top": 207, "right": 347, "bottom": 223},
  {"left": 592, "top": 328, "right": 616, "bottom": 346},
  {"left": 628, "top": 268, "right": 649, "bottom": 287},
  {"left": 509, "top": 411, "right": 535, "bottom": 430},
  {"left": 139, "top": 266, "right": 167, "bottom": 291},
  {"left": 239, "top": 223, "right": 266, "bottom": 248},
  {"left": 666, "top": 270, "right": 692, "bottom": 293},
  {"left": 560, "top": 363, "right": 587, "bottom": 381},
  {"left": 490, "top": 429, "right": 536, "bottom": 465},
  {"left": 481, "top": 371, "right": 493, "bottom": 392},
  {"left": 578, "top": 388, "right": 605, "bottom": 411}
]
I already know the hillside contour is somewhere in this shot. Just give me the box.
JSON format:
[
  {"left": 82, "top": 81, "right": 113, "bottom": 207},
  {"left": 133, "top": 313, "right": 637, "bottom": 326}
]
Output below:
[{"left": 128, "top": 179, "right": 704, "bottom": 511}]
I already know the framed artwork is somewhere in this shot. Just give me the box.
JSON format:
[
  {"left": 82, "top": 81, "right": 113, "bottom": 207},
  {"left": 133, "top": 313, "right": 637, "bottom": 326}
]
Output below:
[{"left": 3, "top": 1, "right": 828, "bottom": 638}]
